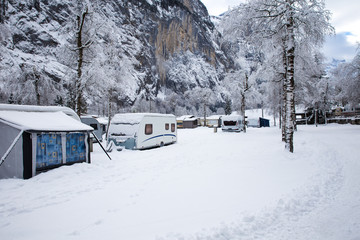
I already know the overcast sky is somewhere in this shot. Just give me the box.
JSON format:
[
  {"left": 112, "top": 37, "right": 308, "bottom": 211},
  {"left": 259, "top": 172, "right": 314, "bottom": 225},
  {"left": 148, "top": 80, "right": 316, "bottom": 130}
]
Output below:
[{"left": 201, "top": 0, "right": 360, "bottom": 62}]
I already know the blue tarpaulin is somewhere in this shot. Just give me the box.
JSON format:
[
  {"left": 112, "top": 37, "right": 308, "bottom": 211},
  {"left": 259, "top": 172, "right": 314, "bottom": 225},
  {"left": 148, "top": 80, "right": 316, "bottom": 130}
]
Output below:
[
  {"left": 66, "top": 133, "right": 86, "bottom": 163},
  {"left": 36, "top": 134, "right": 63, "bottom": 169},
  {"left": 36, "top": 133, "right": 87, "bottom": 170}
]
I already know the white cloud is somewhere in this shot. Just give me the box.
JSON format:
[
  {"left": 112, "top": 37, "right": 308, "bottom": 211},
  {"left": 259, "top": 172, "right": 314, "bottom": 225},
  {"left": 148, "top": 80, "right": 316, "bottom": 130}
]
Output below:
[
  {"left": 323, "top": 0, "right": 360, "bottom": 61},
  {"left": 322, "top": 32, "right": 358, "bottom": 61}
]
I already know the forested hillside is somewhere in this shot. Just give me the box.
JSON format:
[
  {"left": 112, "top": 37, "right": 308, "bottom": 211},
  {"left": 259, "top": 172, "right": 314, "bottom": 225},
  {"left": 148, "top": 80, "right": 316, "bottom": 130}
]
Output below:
[{"left": 0, "top": 0, "right": 230, "bottom": 115}]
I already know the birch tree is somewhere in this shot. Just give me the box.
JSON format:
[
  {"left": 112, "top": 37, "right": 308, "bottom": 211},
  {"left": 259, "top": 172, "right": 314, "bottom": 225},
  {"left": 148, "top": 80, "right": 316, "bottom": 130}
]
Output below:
[{"left": 222, "top": 0, "right": 333, "bottom": 152}]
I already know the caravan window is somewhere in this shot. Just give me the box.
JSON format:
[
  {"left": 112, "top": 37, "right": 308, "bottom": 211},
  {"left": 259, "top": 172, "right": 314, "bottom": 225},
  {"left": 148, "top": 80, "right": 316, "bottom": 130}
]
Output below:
[
  {"left": 145, "top": 124, "right": 153, "bottom": 135},
  {"left": 224, "top": 121, "right": 237, "bottom": 126},
  {"left": 171, "top": 123, "right": 175, "bottom": 132},
  {"left": 90, "top": 123, "right": 98, "bottom": 130},
  {"left": 165, "top": 123, "right": 169, "bottom": 130}
]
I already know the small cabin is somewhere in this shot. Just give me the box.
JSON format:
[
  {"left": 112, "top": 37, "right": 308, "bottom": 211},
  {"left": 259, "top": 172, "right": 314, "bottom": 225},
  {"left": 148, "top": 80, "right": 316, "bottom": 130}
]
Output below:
[
  {"left": 108, "top": 113, "right": 177, "bottom": 150},
  {"left": 177, "top": 115, "right": 198, "bottom": 129},
  {"left": 0, "top": 108, "right": 92, "bottom": 179}
]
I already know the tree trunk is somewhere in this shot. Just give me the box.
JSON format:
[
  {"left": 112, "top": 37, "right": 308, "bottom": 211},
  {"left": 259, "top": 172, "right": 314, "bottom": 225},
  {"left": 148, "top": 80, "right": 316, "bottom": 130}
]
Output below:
[
  {"left": 284, "top": 1, "right": 296, "bottom": 153},
  {"left": 273, "top": 109, "right": 276, "bottom": 127},
  {"left": 106, "top": 92, "right": 112, "bottom": 142},
  {"left": 203, "top": 104, "right": 207, "bottom": 127},
  {"left": 75, "top": 7, "right": 89, "bottom": 116},
  {"left": 279, "top": 107, "right": 281, "bottom": 129},
  {"left": 282, "top": 82, "right": 286, "bottom": 142},
  {"left": 33, "top": 67, "right": 41, "bottom": 106},
  {"left": 241, "top": 73, "right": 249, "bottom": 133},
  {"left": 281, "top": 38, "right": 287, "bottom": 142},
  {"left": 241, "top": 92, "right": 246, "bottom": 132}
]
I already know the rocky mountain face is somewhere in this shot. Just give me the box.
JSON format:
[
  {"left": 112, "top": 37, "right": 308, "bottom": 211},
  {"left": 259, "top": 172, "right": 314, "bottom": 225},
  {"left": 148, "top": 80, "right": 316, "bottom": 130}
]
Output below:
[{"left": 0, "top": 0, "right": 230, "bottom": 112}]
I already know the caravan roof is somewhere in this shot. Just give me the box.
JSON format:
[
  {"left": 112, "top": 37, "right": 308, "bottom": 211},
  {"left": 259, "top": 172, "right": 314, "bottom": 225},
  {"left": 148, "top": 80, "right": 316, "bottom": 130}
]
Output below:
[
  {"left": 222, "top": 115, "right": 242, "bottom": 121},
  {"left": 112, "top": 113, "right": 175, "bottom": 124},
  {"left": 0, "top": 111, "right": 92, "bottom": 132}
]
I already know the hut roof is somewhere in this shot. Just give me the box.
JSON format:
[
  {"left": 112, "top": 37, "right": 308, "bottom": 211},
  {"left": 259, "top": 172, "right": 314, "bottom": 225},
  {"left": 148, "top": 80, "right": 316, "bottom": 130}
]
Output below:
[{"left": 0, "top": 111, "right": 92, "bottom": 132}]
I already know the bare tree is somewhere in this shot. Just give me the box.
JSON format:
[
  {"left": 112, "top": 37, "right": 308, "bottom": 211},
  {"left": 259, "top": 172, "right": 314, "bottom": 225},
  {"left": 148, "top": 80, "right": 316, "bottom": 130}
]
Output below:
[
  {"left": 73, "top": 6, "right": 92, "bottom": 116},
  {"left": 240, "top": 72, "right": 250, "bottom": 132}
]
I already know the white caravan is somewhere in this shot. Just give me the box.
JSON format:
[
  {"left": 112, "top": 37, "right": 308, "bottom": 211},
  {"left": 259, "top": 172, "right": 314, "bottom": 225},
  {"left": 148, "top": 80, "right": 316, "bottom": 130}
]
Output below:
[
  {"left": 221, "top": 115, "right": 244, "bottom": 132},
  {"left": 107, "top": 113, "right": 177, "bottom": 150},
  {"left": 81, "top": 116, "right": 103, "bottom": 141}
]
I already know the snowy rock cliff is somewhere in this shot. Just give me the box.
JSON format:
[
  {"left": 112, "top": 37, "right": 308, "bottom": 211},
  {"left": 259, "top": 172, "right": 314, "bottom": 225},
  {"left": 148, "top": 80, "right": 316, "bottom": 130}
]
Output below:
[{"left": 0, "top": 0, "right": 229, "bottom": 112}]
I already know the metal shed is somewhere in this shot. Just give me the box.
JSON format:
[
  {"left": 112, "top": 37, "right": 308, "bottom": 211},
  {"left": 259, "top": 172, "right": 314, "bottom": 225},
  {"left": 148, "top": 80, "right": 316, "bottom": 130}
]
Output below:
[
  {"left": 247, "top": 117, "right": 270, "bottom": 128},
  {"left": 0, "top": 110, "right": 93, "bottom": 179}
]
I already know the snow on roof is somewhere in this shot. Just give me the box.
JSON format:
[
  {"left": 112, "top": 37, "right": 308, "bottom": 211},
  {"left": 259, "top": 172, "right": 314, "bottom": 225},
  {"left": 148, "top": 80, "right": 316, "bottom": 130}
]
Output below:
[
  {"left": 81, "top": 115, "right": 108, "bottom": 125},
  {"left": 112, "top": 113, "right": 175, "bottom": 124},
  {"left": 176, "top": 115, "right": 196, "bottom": 121},
  {"left": 207, "top": 115, "right": 222, "bottom": 120},
  {"left": 0, "top": 111, "right": 93, "bottom": 131},
  {"left": 222, "top": 115, "right": 242, "bottom": 121},
  {"left": 0, "top": 104, "right": 80, "bottom": 121},
  {"left": 95, "top": 117, "right": 108, "bottom": 125},
  {"left": 245, "top": 109, "right": 271, "bottom": 121}
]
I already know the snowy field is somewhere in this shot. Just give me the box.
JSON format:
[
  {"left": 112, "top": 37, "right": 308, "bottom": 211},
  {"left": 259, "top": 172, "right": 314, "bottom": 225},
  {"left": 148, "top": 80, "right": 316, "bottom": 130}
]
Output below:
[{"left": 0, "top": 124, "right": 360, "bottom": 240}]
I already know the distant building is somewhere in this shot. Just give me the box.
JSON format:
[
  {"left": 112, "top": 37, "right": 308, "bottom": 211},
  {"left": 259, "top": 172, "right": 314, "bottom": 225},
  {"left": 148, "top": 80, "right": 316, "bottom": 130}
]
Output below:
[{"left": 177, "top": 115, "right": 198, "bottom": 129}]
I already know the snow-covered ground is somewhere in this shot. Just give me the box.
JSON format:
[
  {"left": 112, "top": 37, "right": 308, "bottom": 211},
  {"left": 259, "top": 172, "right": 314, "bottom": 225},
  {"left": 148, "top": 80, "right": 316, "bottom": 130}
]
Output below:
[{"left": 0, "top": 124, "right": 359, "bottom": 240}]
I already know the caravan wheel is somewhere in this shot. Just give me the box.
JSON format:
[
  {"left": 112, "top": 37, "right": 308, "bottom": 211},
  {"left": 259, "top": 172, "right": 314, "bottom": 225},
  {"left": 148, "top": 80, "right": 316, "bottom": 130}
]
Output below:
[{"left": 160, "top": 141, "right": 164, "bottom": 147}]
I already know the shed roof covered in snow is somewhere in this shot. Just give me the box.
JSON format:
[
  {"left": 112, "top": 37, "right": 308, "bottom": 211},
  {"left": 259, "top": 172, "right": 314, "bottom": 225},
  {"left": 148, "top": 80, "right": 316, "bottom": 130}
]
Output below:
[
  {"left": 177, "top": 115, "right": 196, "bottom": 121},
  {"left": 0, "top": 111, "right": 93, "bottom": 132},
  {"left": 0, "top": 104, "right": 80, "bottom": 121}
]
